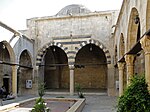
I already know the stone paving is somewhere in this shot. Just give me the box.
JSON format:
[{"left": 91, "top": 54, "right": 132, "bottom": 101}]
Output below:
[
  {"left": 82, "top": 95, "right": 117, "bottom": 112},
  {"left": 0, "top": 94, "right": 117, "bottom": 112}
]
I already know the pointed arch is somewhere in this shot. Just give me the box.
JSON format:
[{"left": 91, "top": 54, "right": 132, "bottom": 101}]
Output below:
[
  {"left": 0, "top": 41, "right": 16, "bottom": 95},
  {"left": 74, "top": 39, "right": 111, "bottom": 64},
  {"left": 127, "top": 7, "right": 140, "bottom": 52},
  {"left": 36, "top": 41, "right": 68, "bottom": 66},
  {"left": 19, "top": 49, "right": 32, "bottom": 67},
  {"left": 0, "top": 41, "right": 15, "bottom": 63},
  {"left": 18, "top": 49, "right": 33, "bottom": 95}
]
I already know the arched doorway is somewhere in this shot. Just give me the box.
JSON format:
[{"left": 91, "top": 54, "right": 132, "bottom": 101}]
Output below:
[
  {"left": 0, "top": 42, "right": 12, "bottom": 94},
  {"left": 18, "top": 50, "right": 33, "bottom": 95},
  {"left": 43, "top": 46, "right": 69, "bottom": 92},
  {"left": 75, "top": 44, "right": 107, "bottom": 93}
]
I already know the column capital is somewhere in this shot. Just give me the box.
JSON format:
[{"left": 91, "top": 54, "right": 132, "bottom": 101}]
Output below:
[
  {"left": 107, "top": 64, "right": 113, "bottom": 68},
  {"left": 117, "top": 62, "right": 125, "bottom": 70},
  {"left": 69, "top": 65, "right": 75, "bottom": 70},
  {"left": 12, "top": 64, "right": 18, "bottom": 68},
  {"left": 140, "top": 35, "right": 150, "bottom": 54},
  {"left": 35, "top": 66, "right": 39, "bottom": 70},
  {"left": 125, "top": 54, "right": 135, "bottom": 85},
  {"left": 125, "top": 54, "right": 135, "bottom": 66}
]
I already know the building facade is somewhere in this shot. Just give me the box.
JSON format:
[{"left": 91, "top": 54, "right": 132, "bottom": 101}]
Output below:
[
  {"left": 114, "top": 0, "right": 150, "bottom": 96},
  {"left": 26, "top": 4, "right": 118, "bottom": 96},
  {"left": 0, "top": 0, "right": 150, "bottom": 97}
]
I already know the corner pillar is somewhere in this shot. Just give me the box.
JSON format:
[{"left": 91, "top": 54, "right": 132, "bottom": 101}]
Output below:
[
  {"left": 35, "top": 66, "right": 40, "bottom": 81},
  {"left": 125, "top": 54, "right": 135, "bottom": 85},
  {"left": 140, "top": 35, "right": 150, "bottom": 91},
  {"left": 117, "top": 62, "right": 125, "bottom": 96},
  {"left": 69, "top": 65, "right": 75, "bottom": 96},
  {"left": 107, "top": 64, "right": 115, "bottom": 96},
  {"left": 35, "top": 66, "right": 39, "bottom": 95}
]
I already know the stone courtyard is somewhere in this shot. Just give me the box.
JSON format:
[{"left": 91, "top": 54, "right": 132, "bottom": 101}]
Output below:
[
  {"left": 82, "top": 95, "right": 117, "bottom": 112},
  {"left": 1, "top": 94, "right": 117, "bottom": 112},
  {"left": 1, "top": 0, "right": 150, "bottom": 111}
]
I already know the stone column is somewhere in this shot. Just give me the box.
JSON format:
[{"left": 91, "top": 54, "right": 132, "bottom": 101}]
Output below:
[
  {"left": 140, "top": 35, "right": 150, "bottom": 91},
  {"left": 12, "top": 65, "right": 18, "bottom": 97},
  {"left": 118, "top": 62, "right": 125, "bottom": 96},
  {"left": 125, "top": 54, "right": 135, "bottom": 85},
  {"left": 69, "top": 65, "right": 75, "bottom": 96}
]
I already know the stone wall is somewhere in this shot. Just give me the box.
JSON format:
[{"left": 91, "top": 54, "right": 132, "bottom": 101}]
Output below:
[
  {"left": 27, "top": 10, "right": 118, "bottom": 58},
  {"left": 114, "top": 0, "right": 147, "bottom": 53}
]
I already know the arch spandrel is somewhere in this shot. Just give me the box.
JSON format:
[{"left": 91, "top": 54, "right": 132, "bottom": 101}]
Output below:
[{"left": 118, "top": 33, "right": 125, "bottom": 60}]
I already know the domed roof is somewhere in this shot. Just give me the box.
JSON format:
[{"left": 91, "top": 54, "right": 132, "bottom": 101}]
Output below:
[{"left": 56, "top": 4, "right": 91, "bottom": 16}]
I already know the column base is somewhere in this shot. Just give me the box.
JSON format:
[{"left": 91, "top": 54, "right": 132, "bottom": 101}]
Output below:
[{"left": 107, "top": 88, "right": 115, "bottom": 96}]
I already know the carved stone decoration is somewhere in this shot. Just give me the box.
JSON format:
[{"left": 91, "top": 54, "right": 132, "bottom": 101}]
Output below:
[
  {"left": 140, "top": 35, "right": 150, "bottom": 91},
  {"left": 118, "top": 62, "right": 125, "bottom": 70},
  {"left": 125, "top": 55, "right": 135, "bottom": 66},
  {"left": 140, "top": 35, "right": 150, "bottom": 54},
  {"left": 125, "top": 55, "right": 135, "bottom": 85},
  {"left": 69, "top": 65, "right": 75, "bottom": 70}
]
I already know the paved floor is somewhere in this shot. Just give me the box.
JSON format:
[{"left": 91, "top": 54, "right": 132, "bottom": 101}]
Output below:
[
  {"left": 1, "top": 95, "right": 36, "bottom": 106},
  {"left": 82, "top": 95, "right": 117, "bottom": 112},
  {"left": 0, "top": 94, "right": 117, "bottom": 112}
]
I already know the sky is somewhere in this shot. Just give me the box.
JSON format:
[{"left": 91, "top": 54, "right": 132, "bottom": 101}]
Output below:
[
  {"left": 0, "top": 0, "right": 123, "bottom": 42},
  {"left": 0, "top": 0, "right": 123, "bottom": 30}
]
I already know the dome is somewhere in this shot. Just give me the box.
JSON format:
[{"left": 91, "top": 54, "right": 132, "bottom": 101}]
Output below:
[{"left": 56, "top": 4, "right": 91, "bottom": 16}]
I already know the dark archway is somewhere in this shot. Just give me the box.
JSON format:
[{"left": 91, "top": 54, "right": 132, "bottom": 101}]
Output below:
[
  {"left": 18, "top": 50, "right": 32, "bottom": 95},
  {"left": 75, "top": 44, "right": 107, "bottom": 92},
  {"left": 44, "top": 46, "right": 69, "bottom": 91},
  {"left": 0, "top": 42, "right": 12, "bottom": 94}
]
